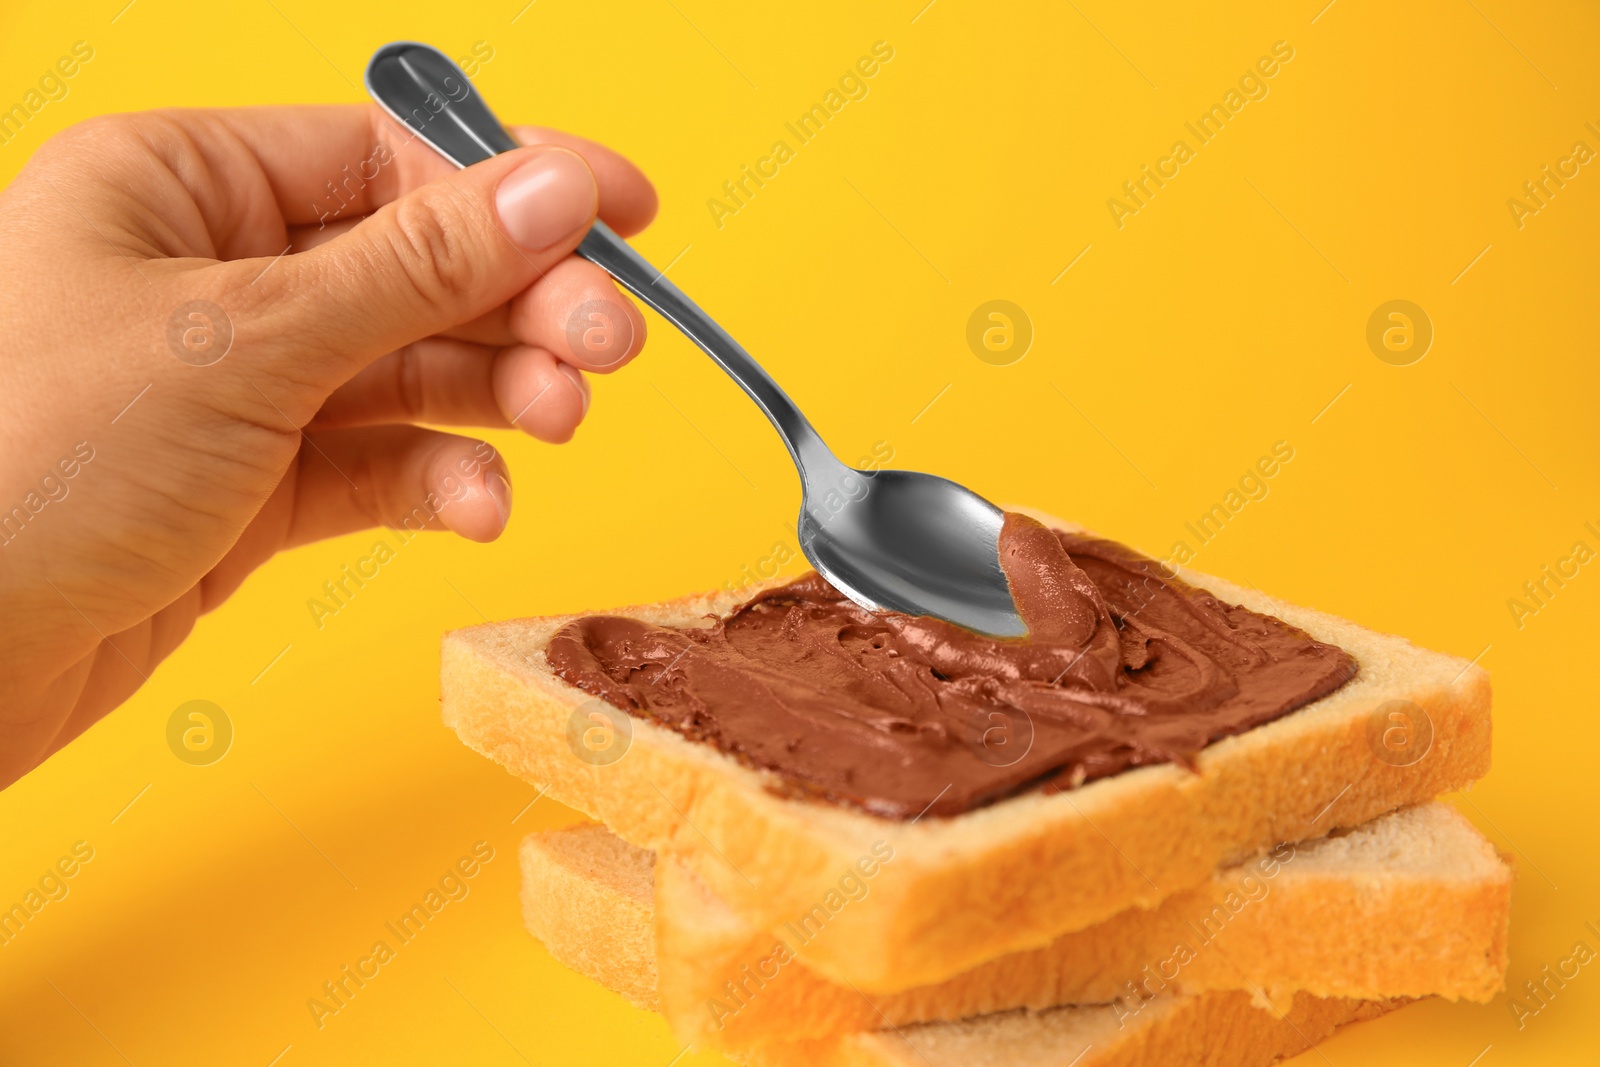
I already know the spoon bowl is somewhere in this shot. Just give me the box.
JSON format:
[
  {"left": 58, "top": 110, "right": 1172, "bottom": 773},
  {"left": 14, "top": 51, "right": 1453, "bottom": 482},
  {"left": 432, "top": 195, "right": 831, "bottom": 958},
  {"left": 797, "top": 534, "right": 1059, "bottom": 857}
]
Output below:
[
  {"left": 801, "top": 467, "right": 1023, "bottom": 636},
  {"left": 365, "top": 41, "right": 1025, "bottom": 637}
]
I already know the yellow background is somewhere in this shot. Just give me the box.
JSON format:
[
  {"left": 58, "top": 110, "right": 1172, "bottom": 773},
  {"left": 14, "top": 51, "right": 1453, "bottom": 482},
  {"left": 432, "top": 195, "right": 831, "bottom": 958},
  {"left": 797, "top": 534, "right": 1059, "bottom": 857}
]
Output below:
[{"left": 2, "top": 0, "right": 1598, "bottom": 1063}]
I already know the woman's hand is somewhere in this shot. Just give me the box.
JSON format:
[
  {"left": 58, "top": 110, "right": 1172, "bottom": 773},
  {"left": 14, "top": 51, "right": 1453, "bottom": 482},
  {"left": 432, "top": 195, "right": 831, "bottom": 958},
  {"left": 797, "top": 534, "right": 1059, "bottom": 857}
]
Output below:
[{"left": 0, "top": 104, "right": 656, "bottom": 786}]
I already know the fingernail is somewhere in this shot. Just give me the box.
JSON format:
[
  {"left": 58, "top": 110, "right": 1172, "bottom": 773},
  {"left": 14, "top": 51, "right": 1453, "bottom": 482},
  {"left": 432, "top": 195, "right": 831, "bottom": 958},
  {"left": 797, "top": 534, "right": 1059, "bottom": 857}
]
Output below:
[
  {"left": 485, "top": 471, "right": 512, "bottom": 531},
  {"left": 495, "top": 149, "right": 596, "bottom": 251},
  {"left": 557, "top": 363, "right": 590, "bottom": 416}
]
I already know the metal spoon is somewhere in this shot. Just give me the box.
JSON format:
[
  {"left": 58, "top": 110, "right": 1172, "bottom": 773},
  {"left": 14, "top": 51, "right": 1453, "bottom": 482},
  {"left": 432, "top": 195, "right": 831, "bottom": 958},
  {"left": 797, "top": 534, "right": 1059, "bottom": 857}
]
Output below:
[{"left": 365, "top": 41, "right": 1026, "bottom": 637}]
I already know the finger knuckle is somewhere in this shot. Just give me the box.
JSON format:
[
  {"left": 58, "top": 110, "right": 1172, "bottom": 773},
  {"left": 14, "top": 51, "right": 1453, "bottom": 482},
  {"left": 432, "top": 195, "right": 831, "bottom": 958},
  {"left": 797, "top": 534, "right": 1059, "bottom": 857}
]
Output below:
[
  {"left": 392, "top": 344, "right": 430, "bottom": 423},
  {"left": 340, "top": 450, "right": 389, "bottom": 528},
  {"left": 384, "top": 193, "right": 483, "bottom": 315}
]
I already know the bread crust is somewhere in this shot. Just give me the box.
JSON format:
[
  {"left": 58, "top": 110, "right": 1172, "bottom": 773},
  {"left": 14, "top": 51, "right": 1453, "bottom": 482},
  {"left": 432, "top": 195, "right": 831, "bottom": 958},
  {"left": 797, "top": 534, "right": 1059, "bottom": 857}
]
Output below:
[
  {"left": 521, "top": 822, "right": 1417, "bottom": 1067},
  {"left": 519, "top": 827, "right": 658, "bottom": 1010},
  {"left": 446, "top": 509, "right": 1491, "bottom": 992},
  {"left": 737, "top": 993, "right": 1405, "bottom": 1067},
  {"left": 653, "top": 803, "right": 1510, "bottom": 1050}
]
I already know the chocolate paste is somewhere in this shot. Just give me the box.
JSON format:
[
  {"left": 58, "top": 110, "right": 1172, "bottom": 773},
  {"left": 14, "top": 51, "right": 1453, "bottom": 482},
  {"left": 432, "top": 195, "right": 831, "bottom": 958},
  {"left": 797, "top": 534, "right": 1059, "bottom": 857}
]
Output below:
[{"left": 546, "top": 515, "right": 1356, "bottom": 819}]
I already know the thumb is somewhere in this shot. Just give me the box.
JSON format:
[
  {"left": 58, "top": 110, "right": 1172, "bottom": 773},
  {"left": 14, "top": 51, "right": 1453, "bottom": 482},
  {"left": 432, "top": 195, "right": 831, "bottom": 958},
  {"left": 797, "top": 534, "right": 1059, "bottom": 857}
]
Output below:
[{"left": 247, "top": 144, "right": 597, "bottom": 388}]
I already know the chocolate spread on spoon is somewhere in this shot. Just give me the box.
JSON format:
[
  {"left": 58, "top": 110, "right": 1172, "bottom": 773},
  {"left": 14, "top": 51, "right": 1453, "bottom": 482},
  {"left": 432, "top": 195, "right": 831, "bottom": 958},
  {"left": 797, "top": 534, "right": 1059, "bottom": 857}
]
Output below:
[{"left": 545, "top": 514, "right": 1357, "bottom": 819}]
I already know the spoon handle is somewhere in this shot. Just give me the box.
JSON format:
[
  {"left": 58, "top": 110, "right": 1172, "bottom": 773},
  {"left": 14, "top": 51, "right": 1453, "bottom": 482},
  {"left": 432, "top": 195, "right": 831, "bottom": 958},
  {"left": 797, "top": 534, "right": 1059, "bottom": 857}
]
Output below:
[{"left": 364, "top": 41, "right": 839, "bottom": 477}]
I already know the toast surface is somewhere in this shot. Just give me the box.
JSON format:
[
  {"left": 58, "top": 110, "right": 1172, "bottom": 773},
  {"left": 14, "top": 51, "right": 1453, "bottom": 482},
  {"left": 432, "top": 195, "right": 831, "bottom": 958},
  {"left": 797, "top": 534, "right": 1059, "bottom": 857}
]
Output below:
[{"left": 446, "top": 508, "right": 1491, "bottom": 990}]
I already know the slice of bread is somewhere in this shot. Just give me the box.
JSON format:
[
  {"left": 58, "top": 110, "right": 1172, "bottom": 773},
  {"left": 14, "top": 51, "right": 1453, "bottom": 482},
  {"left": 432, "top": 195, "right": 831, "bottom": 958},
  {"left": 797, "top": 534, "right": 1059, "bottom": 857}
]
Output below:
[
  {"left": 520, "top": 821, "right": 1407, "bottom": 1067},
  {"left": 520, "top": 822, "right": 659, "bottom": 1010},
  {"left": 741, "top": 994, "right": 1404, "bottom": 1067},
  {"left": 448, "top": 507, "right": 1491, "bottom": 991},
  {"left": 653, "top": 802, "right": 1510, "bottom": 1050}
]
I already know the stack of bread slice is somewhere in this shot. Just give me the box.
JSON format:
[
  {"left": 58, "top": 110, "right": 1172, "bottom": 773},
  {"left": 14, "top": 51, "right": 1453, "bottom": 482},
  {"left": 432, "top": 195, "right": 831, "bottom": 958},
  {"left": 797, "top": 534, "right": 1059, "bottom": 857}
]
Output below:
[{"left": 441, "top": 510, "right": 1510, "bottom": 1066}]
